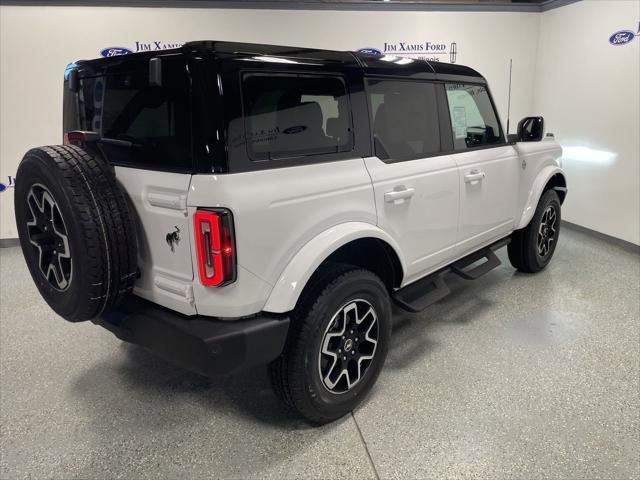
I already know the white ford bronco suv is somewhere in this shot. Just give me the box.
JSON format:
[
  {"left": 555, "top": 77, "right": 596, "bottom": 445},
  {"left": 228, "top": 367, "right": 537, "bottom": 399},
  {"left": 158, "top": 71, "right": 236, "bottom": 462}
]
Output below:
[{"left": 15, "top": 41, "right": 566, "bottom": 423}]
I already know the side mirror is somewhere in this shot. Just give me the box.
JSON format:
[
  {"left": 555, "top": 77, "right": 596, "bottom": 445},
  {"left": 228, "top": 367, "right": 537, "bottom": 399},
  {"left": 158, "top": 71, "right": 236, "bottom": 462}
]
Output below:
[{"left": 517, "top": 116, "right": 544, "bottom": 142}]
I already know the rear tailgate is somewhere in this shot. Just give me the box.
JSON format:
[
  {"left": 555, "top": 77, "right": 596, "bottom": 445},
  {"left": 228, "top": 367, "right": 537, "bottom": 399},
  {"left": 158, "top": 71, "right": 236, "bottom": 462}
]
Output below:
[
  {"left": 64, "top": 52, "right": 198, "bottom": 314},
  {"left": 115, "top": 168, "right": 195, "bottom": 315}
]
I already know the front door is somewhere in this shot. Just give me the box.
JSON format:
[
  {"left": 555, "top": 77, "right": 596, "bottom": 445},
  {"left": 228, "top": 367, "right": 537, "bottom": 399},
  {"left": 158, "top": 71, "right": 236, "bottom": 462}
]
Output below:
[{"left": 443, "top": 83, "right": 518, "bottom": 254}]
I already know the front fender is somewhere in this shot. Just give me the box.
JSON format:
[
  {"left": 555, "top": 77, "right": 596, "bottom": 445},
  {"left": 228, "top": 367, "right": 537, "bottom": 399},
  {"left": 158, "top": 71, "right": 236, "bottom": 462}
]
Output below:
[
  {"left": 516, "top": 166, "right": 566, "bottom": 229},
  {"left": 262, "top": 222, "right": 405, "bottom": 314}
]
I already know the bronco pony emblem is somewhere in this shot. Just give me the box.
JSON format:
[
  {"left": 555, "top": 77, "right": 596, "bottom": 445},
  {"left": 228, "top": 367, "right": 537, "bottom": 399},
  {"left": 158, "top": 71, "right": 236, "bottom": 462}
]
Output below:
[{"left": 166, "top": 226, "right": 181, "bottom": 252}]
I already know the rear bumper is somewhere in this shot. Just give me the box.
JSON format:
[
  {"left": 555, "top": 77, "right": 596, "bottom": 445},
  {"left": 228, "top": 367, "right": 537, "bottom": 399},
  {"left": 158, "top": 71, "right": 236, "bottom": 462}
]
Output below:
[{"left": 94, "top": 296, "right": 290, "bottom": 376}]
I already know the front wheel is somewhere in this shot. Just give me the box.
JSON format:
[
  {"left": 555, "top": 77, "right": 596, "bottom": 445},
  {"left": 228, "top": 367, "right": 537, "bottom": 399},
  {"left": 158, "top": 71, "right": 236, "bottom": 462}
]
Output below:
[
  {"left": 508, "top": 189, "right": 561, "bottom": 273},
  {"left": 269, "top": 265, "right": 392, "bottom": 424}
]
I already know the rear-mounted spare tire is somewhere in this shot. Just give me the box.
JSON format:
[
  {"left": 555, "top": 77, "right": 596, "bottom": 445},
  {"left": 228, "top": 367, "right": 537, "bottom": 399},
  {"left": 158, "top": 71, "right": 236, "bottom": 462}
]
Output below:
[{"left": 14, "top": 145, "right": 137, "bottom": 321}]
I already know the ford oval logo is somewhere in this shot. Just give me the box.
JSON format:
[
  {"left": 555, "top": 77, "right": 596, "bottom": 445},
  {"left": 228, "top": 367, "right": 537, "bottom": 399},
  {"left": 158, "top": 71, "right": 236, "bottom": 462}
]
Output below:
[
  {"left": 100, "top": 47, "right": 133, "bottom": 58},
  {"left": 283, "top": 125, "right": 307, "bottom": 135},
  {"left": 357, "top": 48, "right": 382, "bottom": 55},
  {"left": 609, "top": 30, "right": 635, "bottom": 45}
]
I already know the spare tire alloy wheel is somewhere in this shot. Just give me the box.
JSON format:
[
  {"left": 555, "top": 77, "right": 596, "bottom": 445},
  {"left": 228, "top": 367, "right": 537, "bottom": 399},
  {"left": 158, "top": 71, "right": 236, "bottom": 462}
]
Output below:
[
  {"left": 15, "top": 145, "right": 137, "bottom": 322},
  {"left": 318, "top": 299, "right": 379, "bottom": 394},
  {"left": 26, "top": 184, "right": 73, "bottom": 291}
]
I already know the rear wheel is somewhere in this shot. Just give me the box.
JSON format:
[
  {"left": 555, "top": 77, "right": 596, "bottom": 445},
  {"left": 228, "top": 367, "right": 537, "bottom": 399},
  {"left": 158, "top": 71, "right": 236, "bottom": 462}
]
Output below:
[
  {"left": 269, "top": 264, "right": 391, "bottom": 424},
  {"left": 508, "top": 189, "right": 561, "bottom": 273}
]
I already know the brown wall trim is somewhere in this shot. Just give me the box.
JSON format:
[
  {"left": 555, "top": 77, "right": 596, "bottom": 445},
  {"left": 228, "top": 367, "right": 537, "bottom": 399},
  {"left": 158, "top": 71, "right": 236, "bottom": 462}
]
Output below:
[
  {"left": 0, "top": 238, "right": 20, "bottom": 248},
  {"left": 0, "top": 0, "right": 581, "bottom": 12}
]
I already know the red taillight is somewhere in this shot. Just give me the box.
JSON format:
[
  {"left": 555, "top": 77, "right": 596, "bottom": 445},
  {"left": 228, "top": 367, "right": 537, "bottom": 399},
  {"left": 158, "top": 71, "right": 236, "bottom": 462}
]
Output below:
[
  {"left": 194, "top": 209, "right": 237, "bottom": 287},
  {"left": 63, "top": 131, "right": 86, "bottom": 146}
]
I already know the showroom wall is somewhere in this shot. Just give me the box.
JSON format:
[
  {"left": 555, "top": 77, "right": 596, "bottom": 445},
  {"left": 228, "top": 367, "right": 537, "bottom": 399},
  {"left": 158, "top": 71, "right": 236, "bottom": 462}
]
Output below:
[
  {"left": 1, "top": 2, "right": 638, "bottom": 246},
  {"left": 534, "top": 0, "right": 640, "bottom": 245},
  {"left": 0, "top": 5, "right": 541, "bottom": 240}
]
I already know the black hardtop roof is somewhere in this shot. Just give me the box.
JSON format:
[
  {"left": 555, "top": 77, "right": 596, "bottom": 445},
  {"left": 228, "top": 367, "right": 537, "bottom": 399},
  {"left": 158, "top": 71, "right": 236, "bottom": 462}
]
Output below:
[{"left": 75, "top": 40, "right": 485, "bottom": 82}]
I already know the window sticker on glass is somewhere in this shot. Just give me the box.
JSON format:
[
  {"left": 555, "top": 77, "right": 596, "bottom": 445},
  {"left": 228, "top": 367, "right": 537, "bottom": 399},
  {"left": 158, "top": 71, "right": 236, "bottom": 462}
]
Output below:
[
  {"left": 445, "top": 83, "right": 503, "bottom": 150},
  {"left": 453, "top": 106, "right": 467, "bottom": 139}
]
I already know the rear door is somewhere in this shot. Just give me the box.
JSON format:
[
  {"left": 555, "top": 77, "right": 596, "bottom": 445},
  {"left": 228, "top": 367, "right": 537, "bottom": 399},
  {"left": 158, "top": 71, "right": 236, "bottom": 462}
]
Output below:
[
  {"left": 363, "top": 78, "right": 459, "bottom": 285},
  {"left": 71, "top": 54, "right": 196, "bottom": 314},
  {"left": 443, "top": 83, "right": 519, "bottom": 254}
]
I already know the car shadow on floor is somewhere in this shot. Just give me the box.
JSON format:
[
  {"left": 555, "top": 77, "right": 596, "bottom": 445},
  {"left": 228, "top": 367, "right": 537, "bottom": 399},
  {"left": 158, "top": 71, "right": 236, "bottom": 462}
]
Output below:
[
  {"left": 73, "top": 343, "right": 309, "bottom": 428},
  {"left": 71, "top": 266, "right": 508, "bottom": 427}
]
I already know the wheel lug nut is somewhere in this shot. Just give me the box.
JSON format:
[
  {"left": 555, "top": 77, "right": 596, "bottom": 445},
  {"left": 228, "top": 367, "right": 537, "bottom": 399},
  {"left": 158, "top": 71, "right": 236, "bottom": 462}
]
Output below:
[
  {"left": 343, "top": 356, "right": 346, "bottom": 361},
  {"left": 351, "top": 351, "right": 355, "bottom": 355},
  {"left": 355, "top": 337, "right": 359, "bottom": 342},
  {"left": 350, "top": 330, "right": 354, "bottom": 334},
  {"left": 338, "top": 349, "right": 341, "bottom": 353}
]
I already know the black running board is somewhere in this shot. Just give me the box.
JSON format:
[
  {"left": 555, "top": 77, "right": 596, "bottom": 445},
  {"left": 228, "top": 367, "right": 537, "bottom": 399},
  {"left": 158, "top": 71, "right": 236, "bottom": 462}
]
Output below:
[{"left": 392, "top": 237, "right": 511, "bottom": 313}]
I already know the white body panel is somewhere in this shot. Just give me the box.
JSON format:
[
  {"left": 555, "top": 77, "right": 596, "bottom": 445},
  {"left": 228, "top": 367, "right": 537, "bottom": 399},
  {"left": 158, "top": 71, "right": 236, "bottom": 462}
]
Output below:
[
  {"left": 263, "top": 222, "right": 405, "bottom": 313},
  {"left": 454, "top": 145, "right": 520, "bottom": 255},
  {"left": 114, "top": 166, "right": 196, "bottom": 315},
  {"left": 116, "top": 139, "right": 562, "bottom": 318},
  {"left": 363, "top": 155, "right": 459, "bottom": 285},
  {"left": 187, "top": 158, "right": 377, "bottom": 317},
  {"left": 513, "top": 138, "right": 564, "bottom": 229}
]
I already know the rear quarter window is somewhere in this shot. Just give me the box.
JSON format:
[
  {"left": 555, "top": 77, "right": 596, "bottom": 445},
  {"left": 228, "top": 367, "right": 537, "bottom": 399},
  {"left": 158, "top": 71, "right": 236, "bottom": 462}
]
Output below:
[{"left": 240, "top": 73, "right": 354, "bottom": 161}]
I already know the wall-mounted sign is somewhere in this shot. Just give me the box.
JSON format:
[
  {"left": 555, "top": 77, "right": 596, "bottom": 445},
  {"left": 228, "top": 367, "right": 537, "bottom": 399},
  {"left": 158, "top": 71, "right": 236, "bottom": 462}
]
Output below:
[
  {"left": 100, "top": 47, "right": 133, "bottom": 57},
  {"left": 357, "top": 41, "right": 458, "bottom": 63},
  {"left": 356, "top": 48, "right": 382, "bottom": 55},
  {"left": 609, "top": 30, "right": 635, "bottom": 46},
  {"left": 99, "top": 41, "right": 184, "bottom": 58},
  {"left": 0, "top": 175, "right": 15, "bottom": 193},
  {"left": 609, "top": 23, "right": 639, "bottom": 46}
]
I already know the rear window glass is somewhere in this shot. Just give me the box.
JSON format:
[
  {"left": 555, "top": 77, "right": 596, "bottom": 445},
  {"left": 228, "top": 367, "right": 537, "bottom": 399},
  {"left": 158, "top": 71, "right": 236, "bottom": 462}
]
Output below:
[
  {"left": 366, "top": 79, "right": 440, "bottom": 161},
  {"left": 241, "top": 74, "right": 353, "bottom": 161},
  {"left": 73, "top": 56, "right": 191, "bottom": 171}
]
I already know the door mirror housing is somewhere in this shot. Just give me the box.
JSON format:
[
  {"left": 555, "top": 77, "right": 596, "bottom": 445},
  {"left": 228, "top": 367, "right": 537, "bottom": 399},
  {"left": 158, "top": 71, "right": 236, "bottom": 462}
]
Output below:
[{"left": 517, "top": 116, "right": 544, "bottom": 142}]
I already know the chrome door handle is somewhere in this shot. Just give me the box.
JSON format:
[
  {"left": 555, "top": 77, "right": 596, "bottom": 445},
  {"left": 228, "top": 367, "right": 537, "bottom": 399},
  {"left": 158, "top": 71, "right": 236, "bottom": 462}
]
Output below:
[
  {"left": 384, "top": 187, "right": 415, "bottom": 203},
  {"left": 464, "top": 170, "right": 486, "bottom": 183}
]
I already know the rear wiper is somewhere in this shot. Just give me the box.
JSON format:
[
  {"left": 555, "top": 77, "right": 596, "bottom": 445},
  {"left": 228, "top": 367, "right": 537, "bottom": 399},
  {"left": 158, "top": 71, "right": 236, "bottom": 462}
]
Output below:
[{"left": 99, "top": 138, "right": 142, "bottom": 148}]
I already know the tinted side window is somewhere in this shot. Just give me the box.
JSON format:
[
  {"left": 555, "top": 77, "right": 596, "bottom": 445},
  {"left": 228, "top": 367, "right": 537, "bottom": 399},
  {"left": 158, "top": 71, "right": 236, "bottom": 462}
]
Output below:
[
  {"left": 366, "top": 79, "right": 440, "bottom": 161},
  {"left": 445, "top": 84, "right": 503, "bottom": 150},
  {"left": 76, "top": 56, "right": 191, "bottom": 171},
  {"left": 241, "top": 74, "right": 353, "bottom": 161}
]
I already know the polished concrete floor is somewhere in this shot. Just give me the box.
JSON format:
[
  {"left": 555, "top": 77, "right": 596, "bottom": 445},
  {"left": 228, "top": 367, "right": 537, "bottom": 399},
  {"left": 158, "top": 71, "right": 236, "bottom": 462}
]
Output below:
[{"left": 1, "top": 227, "right": 639, "bottom": 479}]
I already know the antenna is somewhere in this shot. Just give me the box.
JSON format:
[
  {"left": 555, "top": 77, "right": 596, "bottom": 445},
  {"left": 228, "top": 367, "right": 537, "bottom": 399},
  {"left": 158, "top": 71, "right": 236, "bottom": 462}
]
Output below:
[{"left": 506, "top": 58, "right": 513, "bottom": 135}]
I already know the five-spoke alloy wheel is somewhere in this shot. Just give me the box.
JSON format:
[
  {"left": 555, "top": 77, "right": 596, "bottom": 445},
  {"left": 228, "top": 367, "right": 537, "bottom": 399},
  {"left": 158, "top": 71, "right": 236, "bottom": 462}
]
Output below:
[
  {"left": 15, "top": 145, "right": 138, "bottom": 321},
  {"left": 269, "top": 265, "right": 391, "bottom": 424},
  {"left": 508, "top": 189, "right": 562, "bottom": 273},
  {"left": 26, "top": 184, "right": 73, "bottom": 291},
  {"left": 537, "top": 206, "right": 557, "bottom": 258},
  {"left": 318, "top": 299, "right": 379, "bottom": 394}
]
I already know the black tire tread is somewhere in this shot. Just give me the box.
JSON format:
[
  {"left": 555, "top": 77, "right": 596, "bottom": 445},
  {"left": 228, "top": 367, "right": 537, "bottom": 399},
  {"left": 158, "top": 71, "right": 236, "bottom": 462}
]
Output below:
[
  {"left": 508, "top": 189, "right": 561, "bottom": 273},
  {"left": 269, "top": 264, "right": 384, "bottom": 423},
  {"left": 16, "top": 145, "right": 137, "bottom": 320}
]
